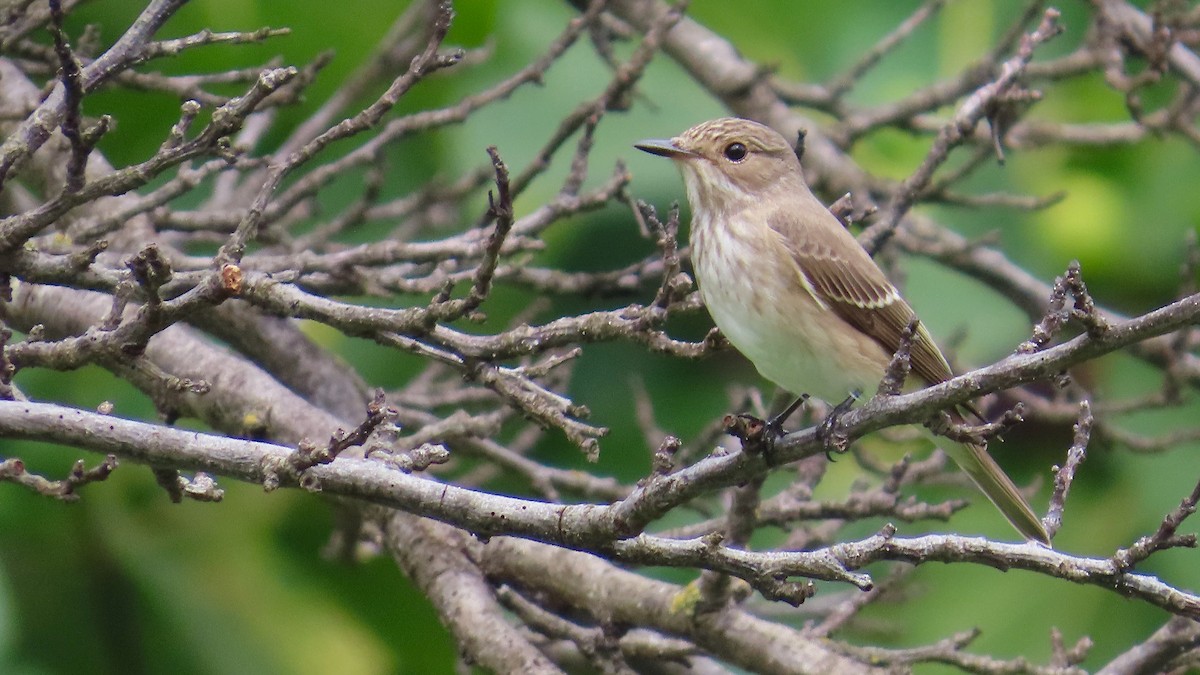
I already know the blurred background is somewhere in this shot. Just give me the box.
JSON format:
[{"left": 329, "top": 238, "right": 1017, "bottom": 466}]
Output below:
[{"left": 1, "top": 0, "right": 1198, "bottom": 672}]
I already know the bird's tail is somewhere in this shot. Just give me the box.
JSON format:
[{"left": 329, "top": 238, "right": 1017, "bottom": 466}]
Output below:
[{"left": 937, "top": 433, "right": 1052, "bottom": 546}]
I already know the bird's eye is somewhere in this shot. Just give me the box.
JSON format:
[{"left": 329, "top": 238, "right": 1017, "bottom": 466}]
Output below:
[{"left": 723, "top": 142, "right": 747, "bottom": 162}]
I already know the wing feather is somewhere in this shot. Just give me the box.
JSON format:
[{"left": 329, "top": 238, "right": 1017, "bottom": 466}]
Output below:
[{"left": 768, "top": 210, "right": 955, "bottom": 387}]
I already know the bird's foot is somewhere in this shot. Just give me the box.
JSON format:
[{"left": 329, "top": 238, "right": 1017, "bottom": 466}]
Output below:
[
  {"left": 819, "top": 391, "right": 859, "bottom": 459},
  {"left": 724, "top": 395, "right": 809, "bottom": 465}
]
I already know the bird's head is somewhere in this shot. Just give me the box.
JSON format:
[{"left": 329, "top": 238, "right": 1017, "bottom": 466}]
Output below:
[{"left": 635, "top": 117, "right": 805, "bottom": 213}]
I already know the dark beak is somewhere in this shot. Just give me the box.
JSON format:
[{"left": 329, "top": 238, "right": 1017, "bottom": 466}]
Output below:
[{"left": 634, "top": 138, "right": 695, "bottom": 159}]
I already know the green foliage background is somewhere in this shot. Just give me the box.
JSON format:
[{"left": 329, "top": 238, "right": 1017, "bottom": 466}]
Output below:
[{"left": 1, "top": 1, "right": 1198, "bottom": 673}]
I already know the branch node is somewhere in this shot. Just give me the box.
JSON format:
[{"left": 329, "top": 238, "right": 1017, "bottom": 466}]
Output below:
[{"left": 878, "top": 318, "right": 919, "bottom": 396}]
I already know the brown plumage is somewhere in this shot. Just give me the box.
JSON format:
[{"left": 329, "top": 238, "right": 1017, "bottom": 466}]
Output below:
[{"left": 637, "top": 117, "right": 1050, "bottom": 545}]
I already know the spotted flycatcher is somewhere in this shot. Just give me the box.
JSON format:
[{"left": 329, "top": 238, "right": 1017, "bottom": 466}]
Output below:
[{"left": 636, "top": 117, "right": 1049, "bottom": 545}]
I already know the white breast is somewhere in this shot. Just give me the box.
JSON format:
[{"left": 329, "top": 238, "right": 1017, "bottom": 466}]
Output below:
[{"left": 690, "top": 209, "right": 890, "bottom": 404}]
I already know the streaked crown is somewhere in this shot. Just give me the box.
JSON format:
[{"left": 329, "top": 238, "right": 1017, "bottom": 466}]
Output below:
[{"left": 644, "top": 118, "right": 808, "bottom": 210}]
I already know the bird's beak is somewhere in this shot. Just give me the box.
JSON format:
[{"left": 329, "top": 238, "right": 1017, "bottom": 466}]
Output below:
[{"left": 634, "top": 138, "right": 696, "bottom": 159}]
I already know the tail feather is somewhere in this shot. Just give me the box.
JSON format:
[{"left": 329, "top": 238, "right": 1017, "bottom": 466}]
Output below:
[{"left": 939, "top": 436, "right": 1052, "bottom": 546}]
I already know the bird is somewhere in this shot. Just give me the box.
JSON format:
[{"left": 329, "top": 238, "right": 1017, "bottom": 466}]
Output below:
[{"left": 635, "top": 117, "right": 1050, "bottom": 545}]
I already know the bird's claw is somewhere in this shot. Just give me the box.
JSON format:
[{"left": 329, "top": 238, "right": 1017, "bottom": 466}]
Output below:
[
  {"left": 724, "top": 394, "right": 810, "bottom": 465},
  {"left": 819, "top": 392, "right": 858, "bottom": 460}
]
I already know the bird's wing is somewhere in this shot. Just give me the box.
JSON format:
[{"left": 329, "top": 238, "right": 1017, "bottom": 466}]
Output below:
[
  {"left": 769, "top": 212, "right": 1043, "bottom": 542},
  {"left": 767, "top": 209, "right": 956, "bottom": 387}
]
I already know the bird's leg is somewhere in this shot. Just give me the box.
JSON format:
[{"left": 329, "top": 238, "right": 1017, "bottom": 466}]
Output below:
[
  {"left": 760, "top": 394, "right": 809, "bottom": 464},
  {"left": 820, "top": 390, "right": 859, "bottom": 459},
  {"left": 724, "top": 394, "right": 810, "bottom": 465},
  {"left": 767, "top": 394, "right": 809, "bottom": 436}
]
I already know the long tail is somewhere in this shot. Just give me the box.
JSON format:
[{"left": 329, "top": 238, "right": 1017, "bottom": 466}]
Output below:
[{"left": 936, "top": 433, "right": 1051, "bottom": 546}]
